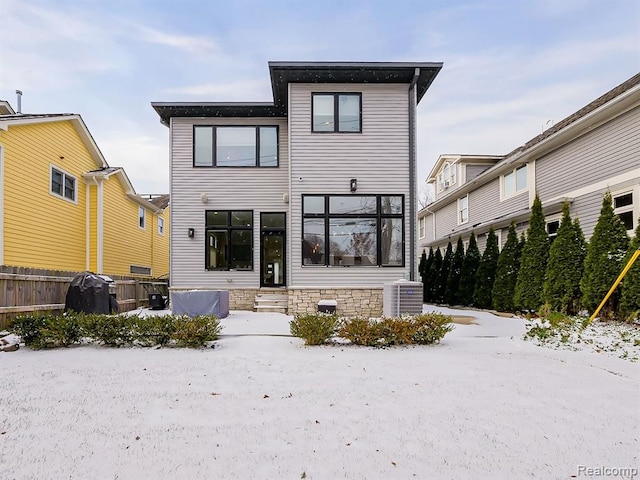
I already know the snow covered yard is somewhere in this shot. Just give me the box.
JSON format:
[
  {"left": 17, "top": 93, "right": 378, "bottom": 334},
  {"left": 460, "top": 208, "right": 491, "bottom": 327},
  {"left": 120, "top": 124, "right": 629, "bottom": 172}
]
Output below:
[{"left": 1, "top": 307, "right": 638, "bottom": 479}]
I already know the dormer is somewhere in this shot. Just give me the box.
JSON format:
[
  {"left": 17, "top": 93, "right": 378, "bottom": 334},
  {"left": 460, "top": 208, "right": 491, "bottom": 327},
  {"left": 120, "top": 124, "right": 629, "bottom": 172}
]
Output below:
[
  {"left": 427, "top": 154, "right": 502, "bottom": 200},
  {"left": 0, "top": 100, "right": 16, "bottom": 115}
]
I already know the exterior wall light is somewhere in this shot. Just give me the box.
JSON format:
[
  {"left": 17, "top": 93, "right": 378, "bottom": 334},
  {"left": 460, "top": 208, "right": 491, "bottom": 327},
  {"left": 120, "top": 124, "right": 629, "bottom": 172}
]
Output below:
[{"left": 350, "top": 178, "right": 357, "bottom": 192}]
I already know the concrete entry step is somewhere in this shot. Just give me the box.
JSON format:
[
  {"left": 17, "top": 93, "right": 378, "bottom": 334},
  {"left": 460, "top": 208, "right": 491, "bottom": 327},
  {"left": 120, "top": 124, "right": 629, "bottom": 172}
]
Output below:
[{"left": 254, "top": 293, "right": 289, "bottom": 313}]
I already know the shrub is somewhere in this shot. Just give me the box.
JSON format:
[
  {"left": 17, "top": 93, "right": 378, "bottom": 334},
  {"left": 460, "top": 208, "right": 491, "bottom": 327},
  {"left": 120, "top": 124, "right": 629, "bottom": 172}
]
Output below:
[
  {"left": 133, "top": 314, "right": 176, "bottom": 346},
  {"left": 492, "top": 222, "right": 521, "bottom": 312},
  {"left": 445, "top": 237, "right": 464, "bottom": 305},
  {"left": 474, "top": 226, "right": 499, "bottom": 309},
  {"left": 337, "top": 313, "right": 453, "bottom": 347},
  {"left": 10, "top": 312, "right": 84, "bottom": 349},
  {"left": 172, "top": 315, "right": 222, "bottom": 348},
  {"left": 84, "top": 313, "right": 135, "bottom": 347},
  {"left": 458, "top": 232, "right": 481, "bottom": 306},
  {"left": 9, "top": 313, "right": 49, "bottom": 347},
  {"left": 620, "top": 221, "right": 640, "bottom": 320},
  {"left": 290, "top": 313, "right": 339, "bottom": 345}
]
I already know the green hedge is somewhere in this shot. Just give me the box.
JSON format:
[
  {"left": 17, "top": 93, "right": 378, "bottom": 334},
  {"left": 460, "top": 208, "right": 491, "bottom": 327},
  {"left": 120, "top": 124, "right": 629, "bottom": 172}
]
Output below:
[
  {"left": 290, "top": 312, "right": 454, "bottom": 347},
  {"left": 9, "top": 312, "right": 222, "bottom": 350}
]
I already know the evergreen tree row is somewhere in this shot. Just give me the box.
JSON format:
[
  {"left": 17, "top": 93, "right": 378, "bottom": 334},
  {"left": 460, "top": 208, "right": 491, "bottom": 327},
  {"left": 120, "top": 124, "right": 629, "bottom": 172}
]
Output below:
[{"left": 418, "top": 192, "right": 640, "bottom": 320}]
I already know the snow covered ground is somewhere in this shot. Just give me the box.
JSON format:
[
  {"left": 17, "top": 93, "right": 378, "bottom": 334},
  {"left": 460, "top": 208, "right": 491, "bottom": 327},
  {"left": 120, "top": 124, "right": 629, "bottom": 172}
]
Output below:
[{"left": 1, "top": 306, "right": 638, "bottom": 479}]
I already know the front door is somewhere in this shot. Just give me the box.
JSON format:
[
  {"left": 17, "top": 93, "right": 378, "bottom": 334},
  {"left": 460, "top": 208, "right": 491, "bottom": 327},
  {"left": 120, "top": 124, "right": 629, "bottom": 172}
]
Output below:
[{"left": 260, "top": 213, "right": 286, "bottom": 287}]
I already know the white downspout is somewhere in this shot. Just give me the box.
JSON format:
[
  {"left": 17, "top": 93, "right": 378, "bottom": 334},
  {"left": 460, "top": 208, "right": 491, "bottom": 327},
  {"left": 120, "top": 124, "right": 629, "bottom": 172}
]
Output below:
[
  {"left": 85, "top": 181, "right": 91, "bottom": 270},
  {"left": 96, "top": 178, "right": 104, "bottom": 273}
]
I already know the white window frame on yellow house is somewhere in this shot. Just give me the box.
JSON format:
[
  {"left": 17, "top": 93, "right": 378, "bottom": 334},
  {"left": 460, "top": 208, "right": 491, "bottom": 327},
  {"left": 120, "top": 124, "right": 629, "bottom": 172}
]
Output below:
[
  {"left": 138, "top": 206, "right": 146, "bottom": 230},
  {"left": 50, "top": 165, "right": 77, "bottom": 204},
  {"left": 158, "top": 216, "right": 165, "bottom": 235}
]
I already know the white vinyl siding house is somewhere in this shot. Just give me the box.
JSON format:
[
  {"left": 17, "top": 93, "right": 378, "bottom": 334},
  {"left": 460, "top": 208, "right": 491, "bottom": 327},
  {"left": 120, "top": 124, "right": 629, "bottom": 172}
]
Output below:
[
  {"left": 154, "top": 61, "right": 442, "bottom": 316},
  {"left": 418, "top": 73, "right": 640, "bottom": 255}
]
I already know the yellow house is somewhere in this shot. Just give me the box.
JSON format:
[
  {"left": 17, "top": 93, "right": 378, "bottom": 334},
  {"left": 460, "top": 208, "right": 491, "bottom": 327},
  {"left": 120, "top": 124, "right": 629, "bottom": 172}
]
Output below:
[{"left": 0, "top": 101, "right": 169, "bottom": 277}]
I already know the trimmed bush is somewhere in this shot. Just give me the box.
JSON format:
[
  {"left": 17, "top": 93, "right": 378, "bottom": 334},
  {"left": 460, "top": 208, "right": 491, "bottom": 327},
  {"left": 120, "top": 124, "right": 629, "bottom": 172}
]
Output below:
[
  {"left": 492, "top": 222, "right": 521, "bottom": 312},
  {"left": 445, "top": 237, "right": 464, "bottom": 305},
  {"left": 428, "top": 248, "right": 443, "bottom": 303},
  {"left": 458, "top": 232, "right": 481, "bottom": 306},
  {"left": 10, "top": 312, "right": 222, "bottom": 349},
  {"left": 289, "top": 313, "right": 339, "bottom": 345},
  {"left": 474, "top": 227, "right": 499, "bottom": 309},
  {"left": 336, "top": 313, "right": 453, "bottom": 347},
  {"left": 620, "top": 221, "right": 640, "bottom": 321}
]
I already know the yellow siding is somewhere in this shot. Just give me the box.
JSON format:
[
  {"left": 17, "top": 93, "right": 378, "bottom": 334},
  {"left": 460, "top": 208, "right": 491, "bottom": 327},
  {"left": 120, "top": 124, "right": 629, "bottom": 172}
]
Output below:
[
  {"left": 152, "top": 206, "right": 170, "bottom": 277},
  {"left": 102, "top": 177, "right": 152, "bottom": 276},
  {"left": 1, "top": 121, "right": 96, "bottom": 271}
]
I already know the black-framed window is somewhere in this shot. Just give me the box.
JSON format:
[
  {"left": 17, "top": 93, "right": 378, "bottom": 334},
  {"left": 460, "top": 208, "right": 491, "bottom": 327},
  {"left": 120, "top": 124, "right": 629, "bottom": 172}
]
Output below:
[
  {"left": 302, "top": 195, "right": 403, "bottom": 267},
  {"left": 312, "top": 93, "right": 362, "bottom": 133},
  {"left": 51, "top": 166, "right": 76, "bottom": 201},
  {"left": 194, "top": 126, "right": 278, "bottom": 167},
  {"left": 205, "top": 210, "right": 253, "bottom": 270}
]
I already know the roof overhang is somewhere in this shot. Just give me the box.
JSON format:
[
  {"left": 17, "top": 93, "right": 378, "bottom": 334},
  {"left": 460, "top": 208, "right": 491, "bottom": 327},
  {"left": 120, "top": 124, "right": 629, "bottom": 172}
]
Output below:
[
  {"left": 427, "top": 154, "right": 504, "bottom": 182},
  {"left": 83, "top": 168, "right": 164, "bottom": 213},
  {"left": 152, "top": 61, "right": 443, "bottom": 126},
  {"left": 0, "top": 114, "right": 108, "bottom": 169}
]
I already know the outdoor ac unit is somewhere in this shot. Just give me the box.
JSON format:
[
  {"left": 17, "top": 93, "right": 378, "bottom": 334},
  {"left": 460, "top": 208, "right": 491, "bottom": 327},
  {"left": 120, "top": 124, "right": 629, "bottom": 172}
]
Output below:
[
  {"left": 443, "top": 180, "right": 450, "bottom": 188},
  {"left": 383, "top": 279, "right": 423, "bottom": 317}
]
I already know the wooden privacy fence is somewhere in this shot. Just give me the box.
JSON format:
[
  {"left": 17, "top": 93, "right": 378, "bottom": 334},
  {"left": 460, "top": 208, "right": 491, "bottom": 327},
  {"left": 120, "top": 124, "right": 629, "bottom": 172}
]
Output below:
[{"left": 0, "top": 266, "right": 169, "bottom": 329}]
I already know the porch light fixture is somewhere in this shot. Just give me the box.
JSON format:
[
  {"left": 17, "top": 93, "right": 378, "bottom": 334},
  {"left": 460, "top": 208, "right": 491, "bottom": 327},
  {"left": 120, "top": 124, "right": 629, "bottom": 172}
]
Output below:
[
  {"left": 350, "top": 178, "right": 357, "bottom": 192},
  {"left": 188, "top": 228, "right": 195, "bottom": 238},
  {"left": 200, "top": 192, "right": 209, "bottom": 203}
]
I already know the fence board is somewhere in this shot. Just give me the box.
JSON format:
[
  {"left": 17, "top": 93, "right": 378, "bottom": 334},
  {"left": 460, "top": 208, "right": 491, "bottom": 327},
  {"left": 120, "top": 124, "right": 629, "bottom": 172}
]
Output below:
[{"left": 0, "top": 266, "right": 168, "bottom": 329}]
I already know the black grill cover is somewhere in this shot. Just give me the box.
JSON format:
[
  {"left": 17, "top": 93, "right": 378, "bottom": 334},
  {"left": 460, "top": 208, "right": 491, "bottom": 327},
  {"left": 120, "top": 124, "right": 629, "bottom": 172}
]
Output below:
[{"left": 65, "top": 272, "right": 115, "bottom": 314}]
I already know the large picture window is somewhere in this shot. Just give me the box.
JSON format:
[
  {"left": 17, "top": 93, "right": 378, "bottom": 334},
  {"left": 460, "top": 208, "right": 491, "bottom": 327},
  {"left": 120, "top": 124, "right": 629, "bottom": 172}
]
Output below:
[
  {"left": 194, "top": 126, "right": 278, "bottom": 167},
  {"left": 302, "top": 195, "right": 403, "bottom": 267},
  {"left": 312, "top": 93, "right": 361, "bottom": 133},
  {"left": 205, "top": 210, "right": 253, "bottom": 270}
]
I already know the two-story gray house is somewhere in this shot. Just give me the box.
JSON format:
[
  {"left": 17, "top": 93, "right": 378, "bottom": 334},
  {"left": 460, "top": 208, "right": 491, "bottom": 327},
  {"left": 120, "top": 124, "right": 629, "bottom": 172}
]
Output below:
[
  {"left": 153, "top": 61, "right": 442, "bottom": 316},
  {"left": 418, "top": 73, "right": 640, "bottom": 256}
]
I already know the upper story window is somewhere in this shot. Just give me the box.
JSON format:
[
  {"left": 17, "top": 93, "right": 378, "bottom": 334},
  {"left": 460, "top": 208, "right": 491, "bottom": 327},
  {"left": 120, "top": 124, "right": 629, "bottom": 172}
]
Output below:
[
  {"left": 194, "top": 126, "right": 278, "bottom": 167},
  {"left": 205, "top": 210, "right": 253, "bottom": 271},
  {"left": 51, "top": 166, "right": 76, "bottom": 202},
  {"left": 158, "top": 217, "right": 165, "bottom": 235},
  {"left": 312, "top": 93, "right": 361, "bottom": 133},
  {"left": 613, "top": 190, "right": 635, "bottom": 234},
  {"left": 458, "top": 195, "right": 469, "bottom": 224},
  {"left": 302, "top": 195, "right": 403, "bottom": 267},
  {"left": 139, "top": 206, "right": 146, "bottom": 229},
  {"left": 436, "top": 162, "right": 457, "bottom": 192},
  {"left": 502, "top": 165, "right": 528, "bottom": 199}
]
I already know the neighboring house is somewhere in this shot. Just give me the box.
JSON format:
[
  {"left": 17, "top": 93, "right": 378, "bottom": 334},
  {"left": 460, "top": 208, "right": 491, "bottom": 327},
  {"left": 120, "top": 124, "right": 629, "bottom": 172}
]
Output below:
[
  {"left": 0, "top": 106, "right": 170, "bottom": 277},
  {"left": 152, "top": 61, "right": 442, "bottom": 316},
  {"left": 419, "top": 73, "right": 640, "bottom": 255}
]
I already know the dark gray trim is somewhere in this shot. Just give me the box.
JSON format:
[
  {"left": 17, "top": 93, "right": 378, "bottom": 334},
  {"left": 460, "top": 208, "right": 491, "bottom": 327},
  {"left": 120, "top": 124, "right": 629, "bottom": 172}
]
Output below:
[{"left": 408, "top": 68, "right": 419, "bottom": 281}]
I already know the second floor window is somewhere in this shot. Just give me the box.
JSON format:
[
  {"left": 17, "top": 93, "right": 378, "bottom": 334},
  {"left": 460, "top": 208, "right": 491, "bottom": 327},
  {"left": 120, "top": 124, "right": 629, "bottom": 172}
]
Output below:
[
  {"left": 158, "top": 217, "right": 165, "bottom": 235},
  {"left": 613, "top": 191, "right": 635, "bottom": 233},
  {"left": 503, "top": 165, "right": 528, "bottom": 198},
  {"left": 194, "top": 126, "right": 278, "bottom": 167},
  {"left": 51, "top": 167, "right": 76, "bottom": 202},
  {"left": 312, "top": 93, "right": 361, "bottom": 133},
  {"left": 458, "top": 195, "right": 469, "bottom": 224},
  {"left": 437, "top": 162, "right": 456, "bottom": 192},
  {"left": 139, "top": 207, "right": 146, "bottom": 229}
]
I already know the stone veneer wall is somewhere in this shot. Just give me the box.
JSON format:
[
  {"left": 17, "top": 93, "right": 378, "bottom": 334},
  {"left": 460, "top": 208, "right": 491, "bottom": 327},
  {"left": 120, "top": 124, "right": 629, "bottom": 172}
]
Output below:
[
  {"left": 228, "top": 289, "right": 261, "bottom": 310},
  {"left": 288, "top": 287, "right": 383, "bottom": 317}
]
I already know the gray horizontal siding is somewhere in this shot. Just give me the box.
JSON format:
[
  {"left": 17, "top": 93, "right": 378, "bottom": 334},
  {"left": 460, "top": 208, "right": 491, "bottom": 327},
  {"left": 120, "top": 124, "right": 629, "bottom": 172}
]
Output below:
[
  {"left": 536, "top": 106, "right": 640, "bottom": 200},
  {"left": 465, "top": 164, "right": 491, "bottom": 183},
  {"left": 170, "top": 117, "right": 288, "bottom": 288},
  {"left": 289, "top": 83, "right": 412, "bottom": 286}
]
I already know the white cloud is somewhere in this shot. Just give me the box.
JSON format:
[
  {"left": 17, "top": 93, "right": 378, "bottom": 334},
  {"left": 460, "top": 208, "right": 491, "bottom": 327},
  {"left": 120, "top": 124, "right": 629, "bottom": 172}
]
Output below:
[
  {"left": 162, "top": 79, "right": 272, "bottom": 100},
  {"left": 135, "top": 25, "right": 219, "bottom": 55}
]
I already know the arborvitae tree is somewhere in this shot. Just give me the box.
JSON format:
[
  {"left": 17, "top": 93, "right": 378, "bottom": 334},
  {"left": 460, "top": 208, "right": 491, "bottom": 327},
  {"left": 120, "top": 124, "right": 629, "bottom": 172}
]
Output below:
[
  {"left": 420, "top": 248, "right": 434, "bottom": 303},
  {"left": 429, "top": 248, "right": 443, "bottom": 302},
  {"left": 581, "top": 192, "right": 630, "bottom": 318},
  {"left": 435, "top": 242, "right": 453, "bottom": 303},
  {"left": 620, "top": 221, "right": 640, "bottom": 320},
  {"left": 514, "top": 195, "right": 550, "bottom": 311},
  {"left": 445, "top": 237, "right": 465, "bottom": 305},
  {"left": 543, "top": 203, "right": 586, "bottom": 314},
  {"left": 458, "top": 232, "right": 481, "bottom": 306},
  {"left": 492, "top": 222, "right": 521, "bottom": 312},
  {"left": 474, "top": 227, "right": 499, "bottom": 309}
]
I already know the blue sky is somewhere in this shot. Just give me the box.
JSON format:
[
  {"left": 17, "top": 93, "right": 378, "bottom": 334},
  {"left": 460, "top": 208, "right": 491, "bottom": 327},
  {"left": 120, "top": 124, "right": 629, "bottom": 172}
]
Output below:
[{"left": 1, "top": 0, "right": 638, "bottom": 196}]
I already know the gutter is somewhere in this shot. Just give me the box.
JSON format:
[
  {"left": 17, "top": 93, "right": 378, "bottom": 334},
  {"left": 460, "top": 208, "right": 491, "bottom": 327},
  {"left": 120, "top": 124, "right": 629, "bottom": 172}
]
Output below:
[{"left": 408, "top": 67, "right": 419, "bottom": 281}]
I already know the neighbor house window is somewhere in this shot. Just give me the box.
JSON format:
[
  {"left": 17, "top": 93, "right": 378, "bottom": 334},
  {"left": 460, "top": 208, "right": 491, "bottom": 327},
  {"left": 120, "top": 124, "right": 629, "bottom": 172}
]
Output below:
[
  {"left": 546, "top": 219, "right": 560, "bottom": 243},
  {"left": 312, "top": 93, "right": 361, "bottom": 133},
  {"left": 158, "top": 217, "right": 165, "bottom": 235},
  {"left": 502, "top": 165, "right": 528, "bottom": 198},
  {"left": 613, "top": 191, "right": 635, "bottom": 233},
  {"left": 205, "top": 210, "right": 253, "bottom": 270},
  {"left": 458, "top": 195, "right": 468, "bottom": 224},
  {"left": 194, "top": 126, "right": 278, "bottom": 167},
  {"left": 419, "top": 216, "right": 426, "bottom": 238},
  {"left": 302, "top": 195, "right": 403, "bottom": 267},
  {"left": 51, "top": 166, "right": 76, "bottom": 202},
  {"left": 130, "top": 265, "right": 151, "bottom": 275},
  {"left": 138, "top": 207, "right": 146, "bottom": 229},
  {"left": 436, "top": 162, "right": 457, "bottom": 192}
]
